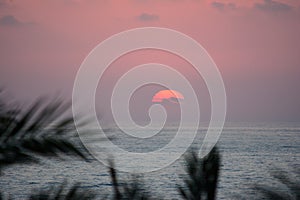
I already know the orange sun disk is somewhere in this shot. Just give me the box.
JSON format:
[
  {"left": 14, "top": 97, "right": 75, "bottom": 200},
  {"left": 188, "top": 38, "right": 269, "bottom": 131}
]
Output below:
[{"left": 152, "top": 90, "right": 184, "bottom": 103}]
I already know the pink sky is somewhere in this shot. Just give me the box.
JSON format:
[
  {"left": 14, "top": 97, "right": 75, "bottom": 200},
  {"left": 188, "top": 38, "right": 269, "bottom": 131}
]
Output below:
[{"left": 0, "top": 0, "right": 300, "bottom": 122}]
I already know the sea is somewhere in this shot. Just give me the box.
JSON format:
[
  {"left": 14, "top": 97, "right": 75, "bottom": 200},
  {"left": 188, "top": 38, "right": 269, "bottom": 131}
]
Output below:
[{"left": 0, "top": 122, "right": 299, "bottom": 199}]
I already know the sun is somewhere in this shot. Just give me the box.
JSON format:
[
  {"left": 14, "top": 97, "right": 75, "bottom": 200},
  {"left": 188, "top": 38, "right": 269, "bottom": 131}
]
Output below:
[{"left": 152, "top": 90, "right": 184, "bottom": 103}]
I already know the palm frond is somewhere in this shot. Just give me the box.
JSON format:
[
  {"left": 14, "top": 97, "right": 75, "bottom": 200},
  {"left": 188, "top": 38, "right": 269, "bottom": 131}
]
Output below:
[
  {"left": 0, "top": 191, "right": 12, "bottom": 200},
  {"left": 178, "top": 151, "right": 204, "bottom": 200},
  {"left": 122, "top": 178, "right": 151, "bottom": 200},
  {"left": 0, "top": 94, "right": 91, "bottom": 168},
  {"left": 254, "top": 169, "right": 300, "bottom": 200},
  {"left": 202, "top": 147, "right": 220, "bottom": 200},
  {"left": 178, "top": 147, "right": 220, "bottom": 200},
  {"left": 29, "top": 181, "right": 96, "bottom": 200},
  {"left": 108, "top": 160, "right": 152, "bottom": 200},
  {"left": 254, "top": 186, "right": 292, "bottom": 200}
]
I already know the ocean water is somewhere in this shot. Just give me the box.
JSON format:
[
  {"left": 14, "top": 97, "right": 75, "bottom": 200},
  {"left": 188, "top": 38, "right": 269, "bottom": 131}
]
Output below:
[{"left": 0, "top": 122, "right": 299, "bottom": 199}]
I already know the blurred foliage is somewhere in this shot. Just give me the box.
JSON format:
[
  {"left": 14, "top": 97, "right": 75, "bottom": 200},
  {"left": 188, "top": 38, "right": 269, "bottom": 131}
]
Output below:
[
  {"left": 108, "top": 160, "right": 152, "bottom": 200},
  {"left": 28, "top": 181, "right": 96, "bottom": 200},
  {"left": 254, "top": 169, "right": 300, "bottom": 200},
  {"left": 178, "top": 147, "right": 220, "bottom": 200},
  {"left": 0, "top": 89, "right": 92, "bottom": 199},
  {"left": 0, "top": 90, "right": 90, "bottom": 169}
]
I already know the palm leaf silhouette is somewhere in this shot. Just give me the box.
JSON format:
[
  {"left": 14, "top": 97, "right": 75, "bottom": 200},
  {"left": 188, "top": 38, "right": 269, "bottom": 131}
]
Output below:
[
  {"left": 254, "top": 168, "right": 300, "bottom": 199},
  {"left": 178, "top": 147, "right": 220, "bottom": 200},
  {"left": 0, "top": 91, "right": 91, "bottom": 169},
  {"left": 29, "top": 181, "right": 96, "bottom": 200},
  {"left": 108, "top": 160, "right": 152, "bottom": 200}
]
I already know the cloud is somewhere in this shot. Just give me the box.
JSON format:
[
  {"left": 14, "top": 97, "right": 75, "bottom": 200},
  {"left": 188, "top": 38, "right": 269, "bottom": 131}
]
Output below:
[
  {"left": 0, "top": 0, "right": 14, "bottom": 8},
  {"left": 137, "top": 13, "right": 159, "bottom": 21},
  {"left": 134, "top": 0, "right": 183, "bottom": 3},
  {"left": 0, "top": 15, "right": 35, "bottom": 27},
  {"left": 254, "top": 0, "right": 292, "bottom": 12},
  {"left": 211, "top": 1, "right": 236, "bottom": 11},
  {"left": 0, "top": 15, "right": 21, "bottom": 26},
  {"left": 0, "top": 0, "right": 7, "bottom": 7},
  {"left": 211, "top": 2, "right": 225, "bottom": 10}
]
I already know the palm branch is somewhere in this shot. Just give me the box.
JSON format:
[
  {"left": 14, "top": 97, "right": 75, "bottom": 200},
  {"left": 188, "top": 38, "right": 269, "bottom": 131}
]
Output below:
[
  {"left": 108, "top": 160, "right": 152, "bottom": 200},
  {"left": 28, "top": 181, "right": 96, "bottom": 200},
  {"left": 254, "top": 168, "right": 300, "bottom": 199},
  {"left": 0, "top": 91, "right": 91, "bottom": 169},
  {"left": 178, "top": 147, "right": 220, "bottom": 200}
]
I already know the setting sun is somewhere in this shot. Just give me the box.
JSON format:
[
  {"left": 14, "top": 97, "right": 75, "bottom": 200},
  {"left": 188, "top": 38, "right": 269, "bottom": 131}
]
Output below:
[{"left": 152, "top": 90, "right": 184, "bottom": 103}]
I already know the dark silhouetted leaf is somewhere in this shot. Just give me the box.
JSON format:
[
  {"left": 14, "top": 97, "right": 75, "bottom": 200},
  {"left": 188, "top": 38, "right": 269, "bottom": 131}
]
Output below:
[
  {"left": 178, "top": 147, "right": 220, "bottom": 200},
  {"left": 29, "top": 182, "right": 96, "bottom": 200},
  {"left": 0, "top": 94, "right": 91, "bottom": 168}
]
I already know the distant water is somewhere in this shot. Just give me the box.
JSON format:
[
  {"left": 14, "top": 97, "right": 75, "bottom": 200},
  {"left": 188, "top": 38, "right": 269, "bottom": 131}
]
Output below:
[{"left": 1, "top": 122, "right": 299, "bottom": 199}]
